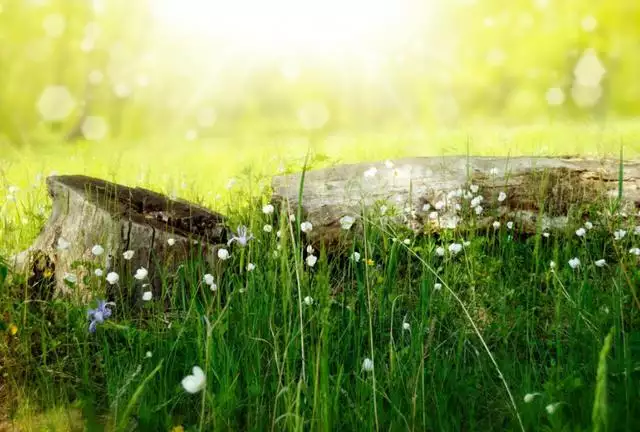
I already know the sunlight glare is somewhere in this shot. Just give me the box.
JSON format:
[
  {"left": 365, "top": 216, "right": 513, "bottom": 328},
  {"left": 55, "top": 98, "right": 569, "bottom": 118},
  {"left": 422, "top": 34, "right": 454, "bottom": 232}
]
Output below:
[{"left": 152, "top": 0, "right": 421, "bottom": 54}]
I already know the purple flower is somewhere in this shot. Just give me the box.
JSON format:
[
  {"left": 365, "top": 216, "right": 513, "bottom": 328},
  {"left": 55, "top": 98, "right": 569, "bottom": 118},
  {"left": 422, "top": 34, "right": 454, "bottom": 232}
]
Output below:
[
  {"left": 87, "top": 300, "right": 113, "bottom": 333},
  {"left": 227, "top": 225, "right": 254, "bottom": 247}
]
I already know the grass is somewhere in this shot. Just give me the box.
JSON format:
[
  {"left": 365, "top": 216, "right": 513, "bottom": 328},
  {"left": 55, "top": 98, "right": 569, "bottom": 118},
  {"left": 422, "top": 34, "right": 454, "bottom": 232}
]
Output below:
[{"left": 1, "top": 122, "right": 640, "bottom": 431}]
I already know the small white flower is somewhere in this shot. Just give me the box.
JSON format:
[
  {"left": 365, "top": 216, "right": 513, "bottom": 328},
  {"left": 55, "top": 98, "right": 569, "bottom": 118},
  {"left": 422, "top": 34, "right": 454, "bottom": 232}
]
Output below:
[
  {"left": 181, "top": 366, "right": 206, "bottom": 394},
  {"left": 289, "top": 214, "right": 296, "bottom": 222},
  {"left": 614, "top": 229, "right": 627, "bottom": 240},
  {"left": 463, "top": 240, "right": 471, "bottom": 247},
  {"left": 470, "top": 184, "right": 479, "bottom": 193},
  {"left": 276, "top": 230, "right": 282, "bottom": 238},
  {"left": 380, "top": 205, "right": 388, "bottom": 215},
  {"left": 106, "top": 272, "right": 119, "bottom": 285},
  {"left": 568, "top": 257, "right": 581, "bottom": 269},
  {"left": 549, "top": 260, "right": 556, "bottom": 269},
  {"left": 57, "top": 237, "right": 70, "bottom": 250},
  {"left": 489, "top": 167, "right": 499, "bottom": 176},
  {"left": 629, "top": 247, "right": 640, "bottom": 256},
  {"left": 364, "top": 167, "right": 378, "bottom": 178},
  {"left": 91, "top": 244, "right": 104, "bottom": 256},
  {"left": 506, "top": 221, "right": 514, "bottom": 230},
  {"left": 384, "top": 160, "right": 394, "bottom": 168},
  {"left": 262, "top": 204, "right": 275, "bottom": 215},
  {"left": 351, "top": 251, "right": 361, "bottom": 262},
  {"left": 7, "top": 185, "right": 19, "bottom": 194},
  {"left": 64, "top": 273, "right": 77, "bottom": 284},
  {"left": 474, "top": 205, "right": 483, "bottom": 215},
  {"left": 167, "top": 238, "right": 176, "bottom": 246},
  {"left": 434, "top": 201, "right": 445, "bottom": 210},
  {"left": 209, "top": 282, "right": 218, "bottom": 292},
  {"left": 422, "top": 203, "right": 431, "bottom": 212},
  {"left": 203, "top": 274, "right": 215, "bottom": 286},
  {"left": 545, "top": 403, "right": 560, "bottom": 415},
  {"left": 362, "top": 358, "right": 374, "bottom": 372},
  {"left": 306, "top": 255, "right": 318, "bottom": 267},
  {"left": 263, "top": 224, "right": 273, "bottom": 233},
  {"left": 402, "top": 321, "right": 410, "bottom": 331},
  {"left": 94, "top": 268, "right": 103, "bottom": 277},
  {"left": 429, "top": 211, "right": 439, "bottom": 220},
  {"left": 584, "top": 221, "right": 593, "bottom": 230},
  {"left": 246, "top": 263, "right": 256, "bottom": 272},
  {"left": 145, "top": 351, "right": 153, "bottom": 358},
  {"left": 524, "top": 393, "right": 540, "bottom": 403},
  {"left": 543, "top": 232, "right": 550, "bottom": 238},
  {"left": 498, "top": 191, "right": 507, "bottom": 202},
  {"left": 595, "top": 259, "right": 606, "bottom": 267},
  {"left": 340, "top": 215, "right": 356, "bottom": 230},
  {"left": 300, "top": 221, "right": 313, "bottom": 233},
  {"left": 134, "top": 267, "right": 148, "bottom": 280},
  {"left": 470, "top": 196, "right": 482, "bottom": 208},
  {"left": 403, "top": 239, "right": 411, "bottom": 245},
  {"left": 435, "top": 246, "right": 445, "bottom": 257},
  {"left": 634, "top": 225, "right": 640, "bottom": 235},
  {"left": 448, "top": 243, "right": 462, "bottom": 254},
  {"left": 303, "top": 296, "right": 314, "bottom": 306},
  {"left": 142, "top": 291, "right": 153, "bottom": 301},
  {"left": 306, "top": 245, "right": 315, "bottom": 254},
  {"left": 434, "top": 283, "right": 442, "bottom": 290},
  {"left": 217, "top": 248, "right": 230, "bottom": 260},
  {"left": 575, "top": 227, "right": 586, "bottom": 237},
  {"left": 492, "top": 221, "right": 501, "bottom": 229},
  {"left": 123, "top": 250, "right": 135, "bottom": 260}
]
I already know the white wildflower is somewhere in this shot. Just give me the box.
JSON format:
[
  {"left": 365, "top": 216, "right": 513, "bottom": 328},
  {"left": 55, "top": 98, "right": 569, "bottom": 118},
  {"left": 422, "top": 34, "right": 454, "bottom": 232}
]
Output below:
[
  {"left": 584, "top": 221, "right": 593, "bottom": 230},
  {"left": 361, "top": 358, "right": 374, "bottom": 372},
  {"left": 434, "top": 283, "right": 442, "bottom": 291},
  {"left": 568, "top": 257, "right": 581, "bottom": 269},
  {"left": 493, "top": 221, "right": 501, "bottom": 229},
  {"left": 435, "top": 201, "right": 445, "bottom": 210},
  {"left": 262, "top": 204, "right": 275, "bottom": 215},
  {"left": 246, "top": 263, "right": 256, "bottom": 272},
  {"left": 303, "top": 296, "right": 314, "bottom": 306},
  {"left": 203, "top": 274, "right": 215, "bottom": 286},
  {"left": 448, "top": 243, "right": 462, "bottom": 255},
  {"left": 595, "top": 259, "right": 606, "bottom": 267},
  {"left": 106, "top": 272, "right": 119, "bottom": 285},
  {"left": 340, "top": 215, "right": 355, "bottom": 230},
  {"left": 64, "top": 273, "right": 77, "bottom": 284},
  {"left": 57, "top": 237, "right": 70, "bottom": 250},
  {"left": 123, "top": 250, "right": 135, "bottom": 260},
  {"left": 263, "top": 224, "right": 273, "bottom": 233},
  {"left": 470, "top": 184, "right": 479, "bottom": 193},
  {"left": 506, "top": 221, "right": 514, "bottom": 230},
  {"left": 167, "top": 238, "right": 176, "bottom": 246},
  {"left": 91, "top": 244, "right": 104, "bottom": 256},
  {"left": 181, "top": 366, "right": 206, "bottom": 394},
  {"left": 306, "top": 255, "right": 318, "bottom": 267},
  {"left": 575, "top": 228, "right": 586, "bottom": 237},
  {"left": 498, "top": 191, "right": 507, "bottom": 202},
  {"left": 300, "top": 221, "right": 313, "bottom": 233},
  {"left": 217, "top": 248, "right": 230, "bottom": 260},
  {"left": 351, "top": 251, "right": 361, "bottom": 262},
  {"left": 94, "top": 268, "right": 103, "bottom": 277},
  {"left": 142, "top": 291, "right": 152, "bottom": 301},
  {"left": 134, "top": 267, "right": 148, "bottom": 280},
  {"left": 614, "top": 229, "right": 627, "bottom": 241},
  {"left": 435, "top": 246, "right": 445, "bottom": 257}
]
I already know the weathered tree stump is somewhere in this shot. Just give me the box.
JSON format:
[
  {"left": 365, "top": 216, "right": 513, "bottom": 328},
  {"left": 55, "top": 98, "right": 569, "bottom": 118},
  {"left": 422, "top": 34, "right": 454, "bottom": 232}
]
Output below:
[
  {"left": 13, "top": 175, "right": 228, "bottom": 302},
  {"left": 272, "top": 156, "right": 640, "bottom": 245}
]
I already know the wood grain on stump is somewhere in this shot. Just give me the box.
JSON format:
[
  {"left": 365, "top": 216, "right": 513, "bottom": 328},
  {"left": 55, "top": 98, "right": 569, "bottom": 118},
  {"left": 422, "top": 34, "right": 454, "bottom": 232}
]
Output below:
[
  {"left": 14, "top": 175, "right": 227, "bottom": 303},
  {"left": 272, "top": 156, "right": 640, "bottom": 246}
]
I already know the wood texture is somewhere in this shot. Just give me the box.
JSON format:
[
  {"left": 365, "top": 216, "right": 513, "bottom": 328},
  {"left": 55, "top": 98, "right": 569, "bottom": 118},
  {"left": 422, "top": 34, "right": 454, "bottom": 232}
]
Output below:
[
  {"left": 14, "top": 175, "right": 228, "bottom": 302},
  {"left": 272, "top": 156, "right": 640, "bottom": 245}
]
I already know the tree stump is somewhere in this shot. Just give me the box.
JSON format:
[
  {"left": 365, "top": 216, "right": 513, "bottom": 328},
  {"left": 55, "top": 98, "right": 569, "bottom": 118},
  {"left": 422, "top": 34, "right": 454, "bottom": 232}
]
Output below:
[
  {"left": 13, "top": 175, "right": 228, "bottom": 303},
  {"left": 272, "top": 156, "right": 640, "bottom": 246}
]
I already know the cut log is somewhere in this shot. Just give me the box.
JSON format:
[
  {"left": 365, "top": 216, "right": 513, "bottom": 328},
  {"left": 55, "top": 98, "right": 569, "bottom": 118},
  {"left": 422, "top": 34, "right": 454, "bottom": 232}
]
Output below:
[
  {"left": 13, "top": 175, "right": 228, "bottom": 304},
  {"left": 271, "top": 156, "right": 640, "bottom": 246}
]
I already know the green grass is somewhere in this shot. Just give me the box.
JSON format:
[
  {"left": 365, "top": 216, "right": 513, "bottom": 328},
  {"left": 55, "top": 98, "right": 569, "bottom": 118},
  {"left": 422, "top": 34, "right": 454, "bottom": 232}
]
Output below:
[{"left": 1, "top": 123, "right": 640, "bottom": 431}]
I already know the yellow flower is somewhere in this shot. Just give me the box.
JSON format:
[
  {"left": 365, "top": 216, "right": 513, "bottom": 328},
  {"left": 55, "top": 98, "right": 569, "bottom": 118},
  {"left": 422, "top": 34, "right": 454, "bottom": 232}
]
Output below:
[
  {"left": 366, "top": 259, "right": 375, "bottom": 266},
  {"left": 170, "top": 426, "right": 184, "bottom": 432},
  {"left": 43, "top": 268, "right": 53, "bottom": 278},
  {"left": 8, "top": 324, "right": 18, "bottom": 336}
]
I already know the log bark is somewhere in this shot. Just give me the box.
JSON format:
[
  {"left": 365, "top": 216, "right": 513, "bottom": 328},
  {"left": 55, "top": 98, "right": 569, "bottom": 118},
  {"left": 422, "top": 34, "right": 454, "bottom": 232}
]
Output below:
[
  {"left": 271, "top": 156, "right": 640, "bottom": 246},
  {"left": 13, "top": 175, "right": 228, "bottom": 303}
]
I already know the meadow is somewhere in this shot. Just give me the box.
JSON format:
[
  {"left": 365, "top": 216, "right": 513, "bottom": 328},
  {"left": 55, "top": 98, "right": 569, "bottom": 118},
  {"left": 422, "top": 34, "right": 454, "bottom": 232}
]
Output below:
[{"left": 1, "top": 122, "right": 640, "bottom": 431}]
